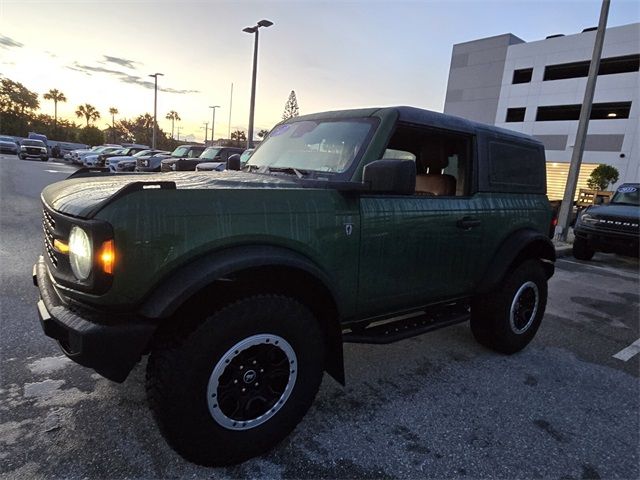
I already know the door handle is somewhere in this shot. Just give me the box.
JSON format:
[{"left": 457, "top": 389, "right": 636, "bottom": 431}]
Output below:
[{"left": 457, "top": 217, "right": 481, "bottom": 230}]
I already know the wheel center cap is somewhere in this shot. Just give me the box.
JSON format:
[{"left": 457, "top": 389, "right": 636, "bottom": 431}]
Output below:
[{"left": 243, "top": 370, "right": 257, "bottom": 384}]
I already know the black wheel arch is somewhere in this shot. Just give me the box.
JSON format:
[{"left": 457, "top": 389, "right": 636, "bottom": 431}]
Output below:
[
  {"left": 138, "top": 245, "right": 346, "bottom": 384},
  {"left": 476, "top": 228, "right": 555, "bottom": 295}
]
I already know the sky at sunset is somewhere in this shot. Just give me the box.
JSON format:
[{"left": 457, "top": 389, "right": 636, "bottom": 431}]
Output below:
[{"left": 1, "top": 0, "right": 639, "bottom": 143}]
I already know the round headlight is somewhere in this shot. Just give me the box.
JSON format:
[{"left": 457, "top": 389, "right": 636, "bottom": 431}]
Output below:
[{"left": 69, "top": 226, "right": 92, "bottom": 280}]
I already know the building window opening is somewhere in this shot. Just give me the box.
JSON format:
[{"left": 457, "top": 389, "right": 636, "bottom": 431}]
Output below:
[
  {"left": 506, "top": 107, "right": 526, "bottom": 122},
  {"left": 536, "top": 102, "right": 631, "bottom": 121},
  {"left": 512, "top": 68, "right": 533, "bottom": 84},
  {"left": 543, "top": 54, "right": 640, "bottom": 81}
]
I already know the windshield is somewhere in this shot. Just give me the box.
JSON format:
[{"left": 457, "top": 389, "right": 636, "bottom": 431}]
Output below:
[
  {"left": 199, "top": 147, "right": 222, "bottom": 160},
  {"left": 610, "top": 185, "right": 639, "bottom": 206},
  {"left": 22, "top": 140, "right": 45, "bottom": 147},
  {"left": 246, "top": 119, "right": 375, "bottom": 174},
  {"left": 0, "top": 136, "right": 14, "bottom": 142},
  {"left": 133, "top": 149, "right": 153, "bottom": 157},
  {"left": 172, "top": 146, "right": 190, "bottom": 157}
]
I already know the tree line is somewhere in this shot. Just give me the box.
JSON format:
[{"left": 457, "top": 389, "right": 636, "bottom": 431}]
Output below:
[
  {"left": 2, "top": 78, "right": 185, "bottom": 149},
  {"left": 1, "top": 77, "right": 300, "bottom": 148}
]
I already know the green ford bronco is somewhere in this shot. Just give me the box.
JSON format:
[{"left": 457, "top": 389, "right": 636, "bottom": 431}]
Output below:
[{"left": 34, "top": 106, "right": 555, "bottom": 466}]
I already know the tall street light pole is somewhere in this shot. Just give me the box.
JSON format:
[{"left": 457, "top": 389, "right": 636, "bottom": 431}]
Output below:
[
  {"left": 209, "top": 105, "right": 220, "bottom": 145},
  {"left": 149, "top": 73, "right": 164, "bottom": 149},
  {"left": 243, "top": 19, "right": 273, "bottom": 149},
  {"left": 555, "top": 0, "right": 610, "bottom": 242}
]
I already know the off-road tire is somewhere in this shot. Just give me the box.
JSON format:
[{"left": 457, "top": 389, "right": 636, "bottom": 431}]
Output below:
[
  {"left": 471, "top": 259, "right": 547, "bottom": 354},
  {"left": 146, "top": 295, "right": 325, "bottom": 466},
  {"left": 572, "top": 237, "right": 595, "bottom": 261}
]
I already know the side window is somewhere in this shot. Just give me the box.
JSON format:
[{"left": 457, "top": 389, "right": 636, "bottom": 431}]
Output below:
[
  {"left": 488, "top": 141, "right": 545, "bottom": 192},
  {"left": 220, "top": 150, "right": 230, "bottom": 161},
  {"left": 385, "top": 124, "right": 472, "bottom": 196}
]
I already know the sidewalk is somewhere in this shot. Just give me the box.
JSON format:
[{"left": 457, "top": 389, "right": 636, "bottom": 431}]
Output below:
[{"left": 552, "top": 228, "right": 574, "bottom": 258}]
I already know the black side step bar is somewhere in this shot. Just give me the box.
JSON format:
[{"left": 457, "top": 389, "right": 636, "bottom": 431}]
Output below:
[{"left": 343, "top": 307, "right": 469, "bottom": 345}]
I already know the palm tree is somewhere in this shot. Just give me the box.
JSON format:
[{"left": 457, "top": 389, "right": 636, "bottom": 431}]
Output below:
[
  {"left": 75, "top": 103, "right": 101, "bottom": 127},
  {"left": 165, "top": 110, "right": 181, "bottom": 139},
  {"left": 230, "top": 129, "right": 247, "bottom": 147},
  {"left": 109, "top": 107, "right": 118, "bottom": 142},
  {"left": 43, "top": 89, "right": 67, "bottom": 134}
]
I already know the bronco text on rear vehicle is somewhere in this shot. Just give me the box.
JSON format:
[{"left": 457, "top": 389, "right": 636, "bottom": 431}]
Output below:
[{"left": 34, "top": 106, "right": 555, "bottom": 466}]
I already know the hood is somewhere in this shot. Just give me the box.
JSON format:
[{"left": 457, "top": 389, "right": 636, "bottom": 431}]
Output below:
[
  {"left": 42, "top": 171, "right": 299, "bottom": 219},
  {"left": 106, "top": 155, "right": 134, "bottom": 162},
  {"left": 586, "top": 203, "right": 640, "bottom": 220}
]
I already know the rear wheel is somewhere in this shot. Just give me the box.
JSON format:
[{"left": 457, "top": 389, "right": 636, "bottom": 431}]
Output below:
[
  {"left": 572, "top": 237, "right": 595, "bottom": 261},
  {"left": 146, "top": 295, "right": 325, "bottom": 466},
  {"left": 471, "top": 259, "right": 547, "bottom": 354}
]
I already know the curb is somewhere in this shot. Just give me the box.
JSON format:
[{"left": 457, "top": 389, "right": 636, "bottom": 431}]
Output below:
[{"left": 554, "top": 244, "right": 573, "bottom": 258}]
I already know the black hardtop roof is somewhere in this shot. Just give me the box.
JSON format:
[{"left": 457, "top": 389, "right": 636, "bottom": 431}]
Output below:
[{"left": 288, "top": 106, "right": 540, "bottom": 146}]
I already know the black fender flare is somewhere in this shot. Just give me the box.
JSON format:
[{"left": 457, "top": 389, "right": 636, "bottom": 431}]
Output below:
[
  {"left": 137, "top": 245, "right": 346, "bottom": 384},
  {"left": 476, "top": 229, "right": 555, "bottom": 294}
]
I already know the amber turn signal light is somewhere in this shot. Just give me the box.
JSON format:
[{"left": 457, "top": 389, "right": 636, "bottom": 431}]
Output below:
[
  {"left": 98, "top": 239, "right": 116, "bottom": 274},
  {"left": 53, "top": 239, "right": 69, "bottom": 254}
]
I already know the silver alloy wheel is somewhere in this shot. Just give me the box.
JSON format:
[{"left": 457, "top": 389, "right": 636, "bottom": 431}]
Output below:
[
  {"left": 206, "top": 334, "right": 297, "bottom": 431},
  {"left": 509, "top": 281, "right": 539, "bottom": 334}
]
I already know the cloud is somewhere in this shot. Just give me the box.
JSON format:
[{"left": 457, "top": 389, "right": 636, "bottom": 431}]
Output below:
[
  {"left": 102, "top": 55, "right": 140, "bottom": 69},
  {"left": 66, "top": 62, "right": 199, "bottom": 94},
  {"left": 0, "top": 35, "right": 23, "bottom": 49}
]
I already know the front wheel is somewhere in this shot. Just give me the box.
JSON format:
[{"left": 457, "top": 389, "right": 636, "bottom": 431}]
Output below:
[
  {"left": 572, "top": 237, "right": 595, "bottom": 261},
  {"left": 146, "top": 295, "right": 325, "bottom": 466},
  {"left": 471, "top": 259, "right": 548, "bottom": 354}
]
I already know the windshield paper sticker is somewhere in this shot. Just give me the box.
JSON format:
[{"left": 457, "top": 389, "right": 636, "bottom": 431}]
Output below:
[{"left": 617, "top": 186, "right": 637, "bottom": 193}]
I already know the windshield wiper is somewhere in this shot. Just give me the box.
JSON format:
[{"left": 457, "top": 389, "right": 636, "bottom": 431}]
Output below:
[{"left": 266, "top": 166, "right": 308, "bottom": 178}]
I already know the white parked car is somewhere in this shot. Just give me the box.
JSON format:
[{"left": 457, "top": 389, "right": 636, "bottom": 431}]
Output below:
[
  {"left": 106, "top": 149, "right": 169, "bottom": 172},
  {"left": 83, "top": 147, "right": 125, "bottom": 167},
  {"left": 71, "top": 144, "right": 120, "bottom": 165}
]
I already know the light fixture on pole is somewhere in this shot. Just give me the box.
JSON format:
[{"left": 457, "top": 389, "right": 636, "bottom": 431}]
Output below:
[
  {"left": 243, "top": 19, "right": 273, "bottom": 149},
  {"left": 149, "top": 73, "right": 164, "bottom": 149},
  {"left": 209, "top": 105, "right": 220, "bottom": 146},
  {"left": 202, "top": 122, "right": 209, "bottom": 144}
]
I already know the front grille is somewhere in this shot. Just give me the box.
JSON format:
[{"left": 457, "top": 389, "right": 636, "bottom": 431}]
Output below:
[
  {"left": 42, "top": 209, "right": 58, "bottom": 267},
  {"left": 595, "top": 216, "right": 640, "bottom": 234},
  {"left": 161, "top": 162, "right": 172, "bottom": 172},
  {"left": 27, "top": 148, "right": 41, "bottom": 154}
]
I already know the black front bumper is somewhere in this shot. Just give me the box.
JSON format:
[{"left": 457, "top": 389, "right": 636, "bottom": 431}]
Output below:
[
  {"left": 574, "top": 226, "right": 639, "bottom": 256},
  {"left": 34, "top": 256, "right": 157, "bottom": 382}
]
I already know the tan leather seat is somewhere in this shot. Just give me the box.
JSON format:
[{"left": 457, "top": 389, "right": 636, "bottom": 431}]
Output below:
[
  {"left": 415, "top": 174, "right": 456, "bottom": 196},
  {"left": 415, "top": 153, "right": 457, "bottom": 196}
]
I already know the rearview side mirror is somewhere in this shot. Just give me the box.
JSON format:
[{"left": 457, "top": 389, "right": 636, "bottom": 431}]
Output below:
[
  {"left": 363, "top": 159, "right": 416, "bottom": 195},
  {"left": 227, "top": 154, "right": 241, "bottom": 171}
]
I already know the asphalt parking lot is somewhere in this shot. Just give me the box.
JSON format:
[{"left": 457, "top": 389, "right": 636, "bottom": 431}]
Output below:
[{"left": 1, "top": 153, "right": 638, "bottom": 479}]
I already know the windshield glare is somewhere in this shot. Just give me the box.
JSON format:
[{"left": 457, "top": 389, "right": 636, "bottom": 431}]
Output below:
[
  {"left": 611, "top": 186, "right": 639, "bottom": 206},
  {"left": 246, "top": 119, "right": 374, "bottom": 173},
  {"left": 200, "top": 147, "right": 222, "bottom": 160},
  {"left": 133, "top": 149, "right": 152, "bottom": 157},
  {"left": 172, "top": 146, "right": 190, "bottom": 157}
]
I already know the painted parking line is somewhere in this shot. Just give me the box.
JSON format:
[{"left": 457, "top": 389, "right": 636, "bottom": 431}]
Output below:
[
  {"left": 613, "top": 339, "right": 640, "bottom": 361},
  {"left": 558, "top": 258, "right": 639, "bottom": 280}
]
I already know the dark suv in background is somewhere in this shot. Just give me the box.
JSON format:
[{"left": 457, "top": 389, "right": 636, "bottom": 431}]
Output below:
[
  {"left": 138, "top": 145, "right": 205, "bottom": 172},
  {"left": 573, "top": 183, "right": 640, "bottom": 259},
  {"left": 160, "top": 146, "right": 243, "bottom": 172}
]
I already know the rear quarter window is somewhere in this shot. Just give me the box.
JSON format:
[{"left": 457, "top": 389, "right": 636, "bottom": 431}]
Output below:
[{"left": 487, "top": 140, "right": 546, "bottom": 193}]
